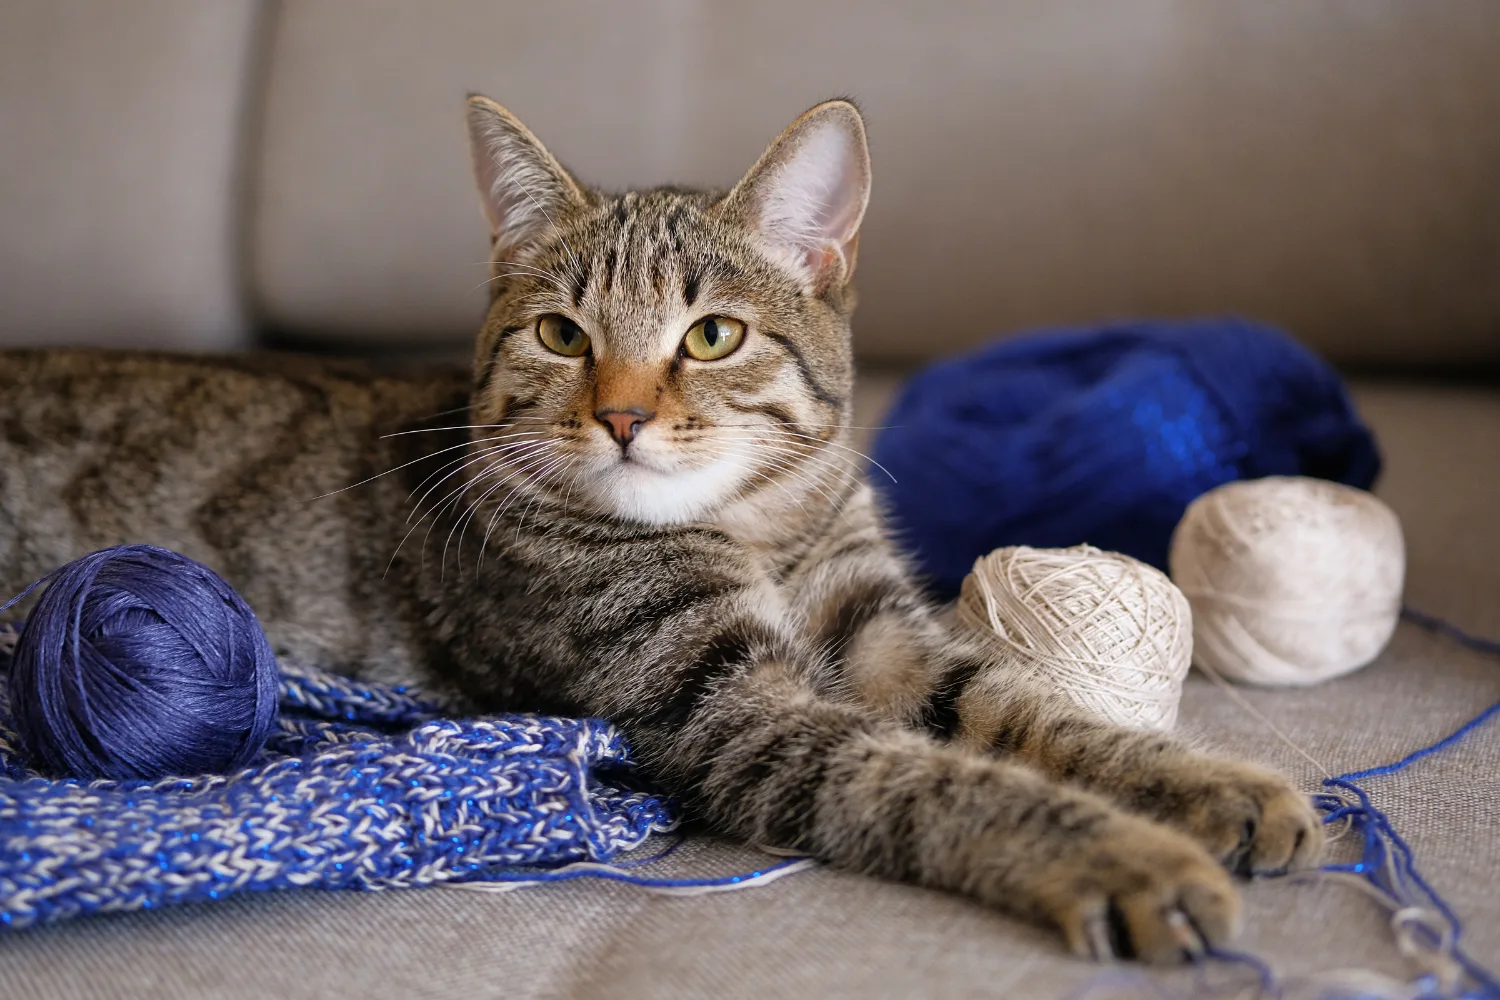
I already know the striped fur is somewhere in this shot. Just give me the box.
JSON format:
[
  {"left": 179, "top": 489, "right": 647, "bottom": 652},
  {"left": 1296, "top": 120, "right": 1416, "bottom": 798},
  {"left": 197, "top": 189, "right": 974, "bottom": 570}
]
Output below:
[{"left": 0, "top": 98, "right": 1320, "bottom": 961}]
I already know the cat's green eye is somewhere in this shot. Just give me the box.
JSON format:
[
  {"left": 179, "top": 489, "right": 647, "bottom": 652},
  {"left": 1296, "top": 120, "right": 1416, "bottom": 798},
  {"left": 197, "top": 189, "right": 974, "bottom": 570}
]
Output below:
[
  {"left": 682, "top": 316, "right": 746, "bottom": 361},
  {"left": 537, "top": 315, "right": 590, "bottom": 357}
]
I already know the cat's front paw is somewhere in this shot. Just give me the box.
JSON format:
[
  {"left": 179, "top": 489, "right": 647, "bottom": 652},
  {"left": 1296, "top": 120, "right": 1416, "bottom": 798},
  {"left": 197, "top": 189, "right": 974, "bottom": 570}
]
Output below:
[
  {"left": 1145, "top": 761, "right": 1324, "bottom": 877},
  {"left": 1030, "top": 813, "right": 1242, "bottom": 964}
]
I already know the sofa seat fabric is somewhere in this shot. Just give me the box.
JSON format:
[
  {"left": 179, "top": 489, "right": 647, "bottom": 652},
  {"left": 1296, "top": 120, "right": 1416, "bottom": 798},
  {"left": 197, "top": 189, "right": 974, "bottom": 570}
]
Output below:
[{"left": 0, "top": 377, "right": 1496, "bottom": 1000}]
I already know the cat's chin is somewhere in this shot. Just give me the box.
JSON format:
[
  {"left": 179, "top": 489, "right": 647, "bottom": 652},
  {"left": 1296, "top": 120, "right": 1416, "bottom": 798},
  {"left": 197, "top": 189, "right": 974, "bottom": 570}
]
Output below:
[{"left": 583, "top": 454, "right": 747, "bottom": 526}]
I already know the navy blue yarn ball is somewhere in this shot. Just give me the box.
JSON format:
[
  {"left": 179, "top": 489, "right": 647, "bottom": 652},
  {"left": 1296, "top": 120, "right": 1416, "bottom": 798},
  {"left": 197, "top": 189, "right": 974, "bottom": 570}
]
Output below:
[
  {"left": 2, "top": 545, "right": 279, "bottom": 781},
  {"left": 871, "top": 318, "right": 1382, "bottom": 598}
]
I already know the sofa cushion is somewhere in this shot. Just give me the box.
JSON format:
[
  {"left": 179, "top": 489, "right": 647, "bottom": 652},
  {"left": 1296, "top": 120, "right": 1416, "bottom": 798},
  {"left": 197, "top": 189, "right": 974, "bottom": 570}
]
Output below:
[
  {"left": 251, "top": 0, "right": 1500, "bottom": 365},
  {"left": 0, "top": 0, "right": 262, "bottom": 350}
]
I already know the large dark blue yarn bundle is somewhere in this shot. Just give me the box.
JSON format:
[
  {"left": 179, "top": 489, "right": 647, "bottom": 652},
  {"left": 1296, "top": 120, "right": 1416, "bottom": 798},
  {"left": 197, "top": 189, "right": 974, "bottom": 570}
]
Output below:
[{"left": 871, "top": 319, "right": 1381, "bottom": 596}]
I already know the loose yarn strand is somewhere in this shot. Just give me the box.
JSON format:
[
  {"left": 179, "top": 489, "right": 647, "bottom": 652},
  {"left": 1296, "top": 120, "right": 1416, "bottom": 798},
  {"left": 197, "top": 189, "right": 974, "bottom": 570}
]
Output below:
[
  {"left": 1400, "top": 608, "right": 1500, "bottom": 657},
  {"left": 1072, "top": 609, "right": 1500, "bottom": 1000},
  {"left": 1191, "top": 659, "right": 1334, "bottom": 781},
  {"left": 443, "top": 854, "right": 817, "bottom": 897},
  {"left": 1260, "top": 611, "right": 1498, "bottom": 998},
  {"left": 1335, "top": 699, "right": 1500, "bottom": 786}
]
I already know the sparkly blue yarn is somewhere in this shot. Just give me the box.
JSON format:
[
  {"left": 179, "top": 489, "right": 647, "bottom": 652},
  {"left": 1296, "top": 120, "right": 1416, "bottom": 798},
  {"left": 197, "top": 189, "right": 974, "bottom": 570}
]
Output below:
[
  {"left": 0, "top": 545, "right": 280, "bottom": 781},
  {"left": 1304, "top": 610, "right": 1500, "bottom": 1000},
  {"left": 1210, "top": 615, "right": 1500, "bottom": 1000},
  {"left": 1068, "top": 610, "right": 1500, "bottom": 1000},
  {"left": 871, "top": 318, "right": 1382, "bottom": 596},
  {"left": 0, "top": 648, "right": 675, "bottom": 930}
]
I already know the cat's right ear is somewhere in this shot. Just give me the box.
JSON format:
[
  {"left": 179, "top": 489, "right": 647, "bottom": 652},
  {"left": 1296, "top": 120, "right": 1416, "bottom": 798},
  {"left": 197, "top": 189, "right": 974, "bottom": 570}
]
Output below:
[
  {"left": 466, "top": 95, "right": 586, "bottom": 259},
  {"left": 720, "top": 100, "right": 871, "bottom": 294}
]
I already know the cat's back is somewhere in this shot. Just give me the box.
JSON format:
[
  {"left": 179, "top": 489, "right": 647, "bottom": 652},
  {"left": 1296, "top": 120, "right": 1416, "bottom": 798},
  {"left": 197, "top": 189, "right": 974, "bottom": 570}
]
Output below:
[
  {"left": 0, "top": 348, "right": 471, "bottom": 681},
  {"left": 1, "top": 348, "right": 469, "bottom": 512},
  {"left": 1, "top": 347, "right": 465, "bottom": 434}
]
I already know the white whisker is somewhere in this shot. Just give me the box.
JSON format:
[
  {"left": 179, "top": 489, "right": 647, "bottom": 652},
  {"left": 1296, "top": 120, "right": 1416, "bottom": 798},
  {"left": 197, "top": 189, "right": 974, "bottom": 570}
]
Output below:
[
  {"left": 502, "top": 173, "right": 586, "bottom": 282},
  {"left": 406, "top": 433, "right": 548, "bottom": 499},
  {"left": 763, "top": 427, "right": 898, "bottom": 484},
  {"left": 305, "top": 427, "right": 548, "bottom": 503},
  {"left": 406, "top": 441, "right": 551, "bottom": 523},
  {"left": 717, "top": 424, "right": 892, "bottom": 482},
  {"left": 713, "top": 439, "right": 848, "bottom": 509},
  {"left": 443, "top": 445, "right": 561, "bottom": 577},
  {"left": 479, "top": 257, "right": 571, "bottom": 288},
  {"left": 710, "top": 429, "right": 873, "bottom": 489},
  {"left": 694, "top": 445, "right": 814, "bottom": 519},
  {"left": 381, "top": 423, "right": 532, "bottom": 439},
  {"left": 389, "top": 443, "right": 554, "bottom": 578},
  {"left": 712, "top": 421, "right": 898, "bottom": 432},
  {"left": 302, "top": 438, "right": 481, "bottom": 502},
  {"left": 442, "top": 476, "right": 513, "bottom": 579},
  {"left": 509, "top": 458, "right": 573, "bottom": 547},
  {"left": 469, "top": 452, "right": 570, "bottom": 568},
  {"left": 470, "top": 268, "right": 572, "bottom": 296},
  {"left": 710, "top": 432, "right": 865, "bottom": 487}
]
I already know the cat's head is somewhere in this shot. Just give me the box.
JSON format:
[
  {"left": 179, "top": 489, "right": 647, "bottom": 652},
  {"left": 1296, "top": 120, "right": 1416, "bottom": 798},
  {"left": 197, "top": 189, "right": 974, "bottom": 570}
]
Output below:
[{"left": 463, "top": 95, "right": 870, "bottom": 527}]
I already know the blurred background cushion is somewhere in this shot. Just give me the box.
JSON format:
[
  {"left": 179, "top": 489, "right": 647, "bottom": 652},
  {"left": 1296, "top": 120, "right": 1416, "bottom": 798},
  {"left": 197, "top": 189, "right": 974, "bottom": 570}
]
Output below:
[
  {"left": 248, "top": 0, "right": 1500, "bottom": 364},
  {"left": 0, "top": 0, "right": 262, "bottom": 350}
]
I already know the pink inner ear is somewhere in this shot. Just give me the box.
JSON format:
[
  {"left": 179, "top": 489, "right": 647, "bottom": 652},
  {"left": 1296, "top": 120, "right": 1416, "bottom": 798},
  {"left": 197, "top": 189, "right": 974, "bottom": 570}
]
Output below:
[
  {"left": 804, "top": 243, "right": 845, "bottom": 283},
  {"left": 750, "top": 115, "right": 869, "bottom": 289}
]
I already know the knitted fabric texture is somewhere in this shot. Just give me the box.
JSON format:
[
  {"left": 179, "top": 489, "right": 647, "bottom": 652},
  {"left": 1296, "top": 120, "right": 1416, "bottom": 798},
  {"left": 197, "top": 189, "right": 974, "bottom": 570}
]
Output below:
[
  {"left": 871, "top": 318, "right": 1382, "bottom": 597},
  {"left": 0, "top": 625, "right": 675, "bottom": 930}
]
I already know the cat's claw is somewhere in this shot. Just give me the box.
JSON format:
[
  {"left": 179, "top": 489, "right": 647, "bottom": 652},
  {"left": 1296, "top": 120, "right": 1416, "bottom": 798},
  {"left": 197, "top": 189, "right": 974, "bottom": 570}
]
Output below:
[
  {"left": 1152, "top": 764, "right": 1325, "bottom": 878},
  {"left": 1034, "top": 815, "right": 1242, "bottom": 964},
  {"left": 1081, "top": 901, "right": 1208, "bottom": 962}
]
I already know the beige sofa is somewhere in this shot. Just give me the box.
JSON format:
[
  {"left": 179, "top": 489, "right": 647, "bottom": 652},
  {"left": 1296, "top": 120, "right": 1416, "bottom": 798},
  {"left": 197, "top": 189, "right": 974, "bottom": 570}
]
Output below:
[{"left": 2, "top": 2, "right": 1498, "bottom": 997}]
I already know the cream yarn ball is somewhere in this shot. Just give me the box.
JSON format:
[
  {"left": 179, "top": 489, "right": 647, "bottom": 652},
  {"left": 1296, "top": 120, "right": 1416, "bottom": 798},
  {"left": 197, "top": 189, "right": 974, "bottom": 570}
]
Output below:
[
  {"left": 957, "top": 545, "right": 1193, "bottom": 732},
  {"left": 1169, "top": 476, "right": 1405, "bottom": 687}
]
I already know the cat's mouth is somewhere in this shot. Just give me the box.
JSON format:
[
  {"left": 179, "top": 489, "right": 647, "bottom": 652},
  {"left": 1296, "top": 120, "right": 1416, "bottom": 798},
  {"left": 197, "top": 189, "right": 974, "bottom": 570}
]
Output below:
[
  {"left": 593, "top": 433, "right": 698, "bottom": 476},
  {"left": 577, "top": 439, "right": 755, "bottom": 525},
  {"left": 610, "top": 446, "right": 656, "bottom": 470},
  {"left": 580, "top": 445, "right": 679, "bottom": 486}
]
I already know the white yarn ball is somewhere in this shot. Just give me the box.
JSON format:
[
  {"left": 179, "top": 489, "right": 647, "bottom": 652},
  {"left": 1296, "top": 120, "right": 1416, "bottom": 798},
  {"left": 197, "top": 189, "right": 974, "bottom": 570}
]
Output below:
[
  {"left": 957, "top": 544, "right": 1193, "bottom": 732},
  {"left": 1169, "top": 476, "right": 1405, "bottom": 687}
]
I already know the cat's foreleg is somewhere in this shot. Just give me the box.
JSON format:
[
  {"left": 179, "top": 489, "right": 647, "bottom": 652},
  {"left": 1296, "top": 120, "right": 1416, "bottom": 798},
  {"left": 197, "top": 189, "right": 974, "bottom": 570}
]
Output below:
[
  {"left": 608, "top": 635, "right": 1242, "bottom": 962},
  {"left": 945, "top": 661, "right": 1324, "bottom": 876}
]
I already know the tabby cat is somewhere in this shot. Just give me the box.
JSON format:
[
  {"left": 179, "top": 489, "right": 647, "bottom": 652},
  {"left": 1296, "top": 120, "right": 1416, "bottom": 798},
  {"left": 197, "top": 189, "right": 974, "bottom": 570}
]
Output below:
[{"left": 0, "top": 96, "right": 1321, "bottom": 962}]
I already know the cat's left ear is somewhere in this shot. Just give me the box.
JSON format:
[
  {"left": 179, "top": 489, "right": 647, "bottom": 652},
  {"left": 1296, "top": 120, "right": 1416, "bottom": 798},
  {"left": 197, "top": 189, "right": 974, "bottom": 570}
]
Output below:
[{"left": 721, "top": 100, "right": 871, "bottom": 293}]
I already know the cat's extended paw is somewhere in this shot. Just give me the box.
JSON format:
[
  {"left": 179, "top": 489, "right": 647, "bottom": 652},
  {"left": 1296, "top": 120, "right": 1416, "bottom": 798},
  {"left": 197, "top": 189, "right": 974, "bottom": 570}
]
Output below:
[
  {"left": 1031, "top": 813, "right": 1242, "bottom": 964},
  {"left": 1145, "top": 762, "right": 1324, "bottom": 878}
]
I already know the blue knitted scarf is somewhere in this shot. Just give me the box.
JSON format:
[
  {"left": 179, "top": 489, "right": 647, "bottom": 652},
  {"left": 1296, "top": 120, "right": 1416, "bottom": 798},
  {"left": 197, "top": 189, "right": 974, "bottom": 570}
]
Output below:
[{"left": 0, "top": 623, "right": 675, "bottom": 930}]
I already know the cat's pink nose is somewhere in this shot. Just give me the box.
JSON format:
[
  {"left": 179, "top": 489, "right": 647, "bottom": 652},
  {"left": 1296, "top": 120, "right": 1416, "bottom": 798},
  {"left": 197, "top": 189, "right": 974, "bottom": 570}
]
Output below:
[{"left": 595, "top": 408, "right": 654, "bottom": 447}]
